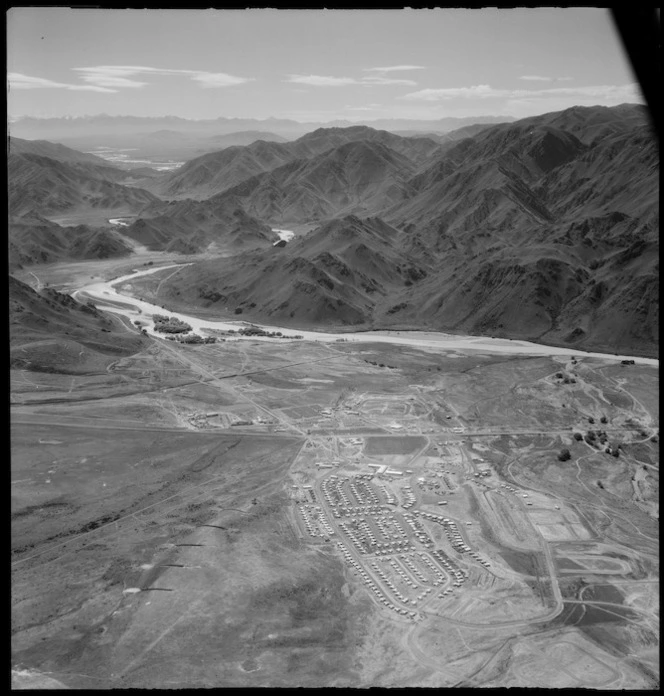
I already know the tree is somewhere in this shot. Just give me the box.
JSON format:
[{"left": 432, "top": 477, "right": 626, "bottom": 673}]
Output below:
[{"left": 557, "top": 448, "right": 571, "bottom": 462}]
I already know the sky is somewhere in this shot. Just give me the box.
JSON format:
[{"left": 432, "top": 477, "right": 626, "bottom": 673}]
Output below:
[{"left": 7, "top": 7, "right": 644, "bottom": 123}]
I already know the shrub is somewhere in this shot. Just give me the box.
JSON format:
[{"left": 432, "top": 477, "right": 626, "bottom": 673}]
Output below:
[
  {"left": 573, "top": 432, "right": 583, "bottom": 441},
  {"left": 557, "top": 448, "right": 571, "bottom": 462},
  {"left": 600, "top": 416, "right": 608, "bottom": 424},
  {"left": 234, "top": 308, "right": 243, "bottom": 314}
]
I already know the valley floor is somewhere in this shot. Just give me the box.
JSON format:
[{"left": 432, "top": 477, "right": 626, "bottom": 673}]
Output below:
[{"left": 10, "top": 257, "right": 660, "bottom": 689}]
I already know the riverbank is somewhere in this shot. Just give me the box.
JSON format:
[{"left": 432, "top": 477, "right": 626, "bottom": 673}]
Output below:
[{"left": 72, "top": 263, "right": 659, "bottom": 367}]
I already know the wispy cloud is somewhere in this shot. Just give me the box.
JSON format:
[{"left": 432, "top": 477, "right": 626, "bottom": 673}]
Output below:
[
  {"left": 364, "top": 65, "right": 426, "bottom": 73},
  {"left": 285, "top": 73, "right": 417, "bottom": 87},
  {"left": 402, "top": 84, "right": 502, "bottom": 100},
  {"left": 364, "top": 75, "right": 417, "bottom": 86},
  {"left": 10, "top": 66, "right": 253, "bottom": 93},
  {"left": 74, "top": 65, "right": 253, "bottom": 90},
  {"left": 8, "top": 72, "right": 116, "bottom": 93},
  {"left": 189, "top": 71, "right": 252, "bottom": 88},
  {"left": 286, "top": 74, "right": 358, "bottom": 87},
  {"left": 402, "top": 83, "right": 642, "bottom": 102},
  {"left": 520, "top": 75, "right": 574, "bottom": 82}
]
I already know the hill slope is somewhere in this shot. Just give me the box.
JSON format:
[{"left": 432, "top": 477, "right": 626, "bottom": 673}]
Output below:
[
  {"left": 9, "top": 137, "right": 114, "bottom": 166},
  {"left": 8, "top": 215, "right": 133, "bottom": 270},
  {"left": 155, "top": 215, "right": 426, "bottom": 326},
  {"left": 8, "top": 152, "right": 159, "bottom": 218},
  {"left": 214, "top": 139, "right": 419, "bottom": 224},
  {"left": 121, "top": 195, "right": 277, "bottom": 253},
  {"left": 154, "top": 126, "right": 442, "bottom": 201},
  {"left": 10, "top": 276, "right": 148, "bottom": 373}
]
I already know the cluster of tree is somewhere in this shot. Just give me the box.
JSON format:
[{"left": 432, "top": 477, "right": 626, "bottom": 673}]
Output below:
[
  {"left": 164, "top": 333, "right": 216, "bottom": 344},
  {"left": 225, "top": 327, "right": 302, "bottom": 338},
  {"left": 554, "top": 371, "right": 576, "bottom": 384},
  {"left": 585, "top": 429, "right": 608, "bottom": 446},
  {"left": 364, "top": 359, "right": 397, "bottom": 369},
  {"left": 585, "top": 430, "right": 620, "bottom": 456},
  {"left": 152, "top": 314, "right": 192, "bottom": 334},
  {"left": 573, "top": 430, "right": 620, "bottom": 456},
  {"left": 238, "top": 327, "right": 283, "bottom": 337}
]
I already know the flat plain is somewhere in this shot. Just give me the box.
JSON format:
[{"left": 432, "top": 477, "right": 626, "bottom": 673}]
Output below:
[{"left": 11, "top": 257, "right": 659, "bottom": 688}]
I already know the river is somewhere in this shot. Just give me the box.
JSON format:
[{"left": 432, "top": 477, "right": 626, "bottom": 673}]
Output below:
[
  {"left": 71, "top": 235, "right": 658, "bottom": 367},
  {"left": 272, "top": 228, "right": 295, "bottom": 245}
]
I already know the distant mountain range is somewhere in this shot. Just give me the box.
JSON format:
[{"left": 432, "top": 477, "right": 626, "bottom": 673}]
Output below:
[
  {"left": 9, "top": 114, "right": 511, "bottom": 166},
  {"left": 10, "top": 113, "right": 513, "bottom": 140},
  {"left": 8, "top": 104, "right": 658, "bottom": 356}
]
